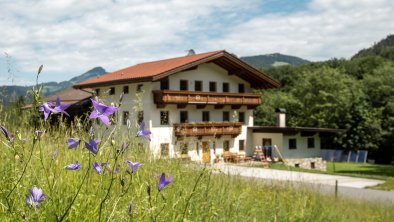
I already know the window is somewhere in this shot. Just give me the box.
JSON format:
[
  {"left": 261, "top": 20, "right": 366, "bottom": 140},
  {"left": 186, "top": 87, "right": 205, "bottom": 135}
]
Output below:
[
  {"left": 160, "top": 79, "right": 169, "bottom": 90},
  {"left": 123, "top": 86, "right": 129, "bottom": 94},
  {"left": 223, "top": 140, "right": 230, "bottom": 151},
  {"left": 202, "top": 111, "right": 210, "bottom": 122},
  {"left": 238, "top": 112, "right": 245, "bottom": 123},
  {"left": 123, "top": 111, "right": 129, "bottom": 125},
  {"left": 109, "top": 87, "right": 115, "bottom": 95},
  {"left": 308, "top": 138, "right": 315, "bottom": 148},
  {"left": 95, "top": 88, "right": 100, "bottom": 96},
  {"left": 239, "top": 140, "right": 245, "bottom": 151},
  {"left": 223, "top": 111, "right": 230, "bottom": 122},
  {"left": 180, "top": 80, "right": 188, "bottom": 91},
  {"left": 209, "top": 82, "right": 217, "bottom": 92},
  {"left": 222, "top": 82, "right": 229, "bottom": 92},
  {"left": 137, "top": 84, "right": 144, "bottom": 92},
  {"left": 195, "top": 81, "right": 202, "bottom": 91},
  {"left": 160, "top": 111, "right": 169, "bottom": 125},
  {"left": 180, "top": 111, "right": 188, "bottom": 123},
  {"left": 238, "top": 84, "right": 245, "bottom": 93},
  {"left": 160, "top": 143, "right": 169, "bottom": 157},
  {"left": 138, "top": 111, "right": 144, "bottom": 124},
  {"left": 289, "top": 139, "right": 297, "bottom": 149},
  {"left": 180, "top": 143, "right": 188, "bottom": 155}
]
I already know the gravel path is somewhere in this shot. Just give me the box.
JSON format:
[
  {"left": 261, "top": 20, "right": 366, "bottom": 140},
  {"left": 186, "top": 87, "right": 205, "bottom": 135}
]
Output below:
[{"left": 212, "top": 164, "right": 394, "bottom": 204}]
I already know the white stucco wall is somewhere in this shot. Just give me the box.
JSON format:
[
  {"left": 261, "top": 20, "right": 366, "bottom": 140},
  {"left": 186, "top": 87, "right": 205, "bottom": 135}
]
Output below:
[
  {"left": 251, "top": 133, "right": 284, "bottom": 158},
  {"left": 93, "top": 62, "right": 257, "bottom": 161},
  {"left": 281, "top": 134, "right": 321, "bottom": 158}
]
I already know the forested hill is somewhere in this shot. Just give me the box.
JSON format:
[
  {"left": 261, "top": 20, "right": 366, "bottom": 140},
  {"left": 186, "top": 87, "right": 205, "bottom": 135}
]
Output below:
[
  {"left": 257, "top": 35, "right": 394, "bottom": 163},
  {"left": 240, "top": 53, "right": 309, "bottom": 69},
  {"left": 0, "top": 67, "right": 106, "bottom": 106},
  {"left": 352, "top": 34, "right": 394, "bottom": 60}
]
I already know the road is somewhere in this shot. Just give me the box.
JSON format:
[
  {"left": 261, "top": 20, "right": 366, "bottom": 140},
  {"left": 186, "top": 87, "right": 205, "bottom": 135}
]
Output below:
[{"left": 212, "top": 164, "right": 394, "bottom": 204}]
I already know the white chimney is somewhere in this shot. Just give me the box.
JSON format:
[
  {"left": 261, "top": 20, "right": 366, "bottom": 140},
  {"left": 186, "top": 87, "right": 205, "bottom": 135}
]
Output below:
[{"left": 275, "top": 108, "right": 286, "bottom": 127}]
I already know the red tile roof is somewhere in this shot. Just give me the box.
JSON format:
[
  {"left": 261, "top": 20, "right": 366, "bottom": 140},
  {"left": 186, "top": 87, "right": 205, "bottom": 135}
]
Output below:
[
  {"left": 74, "top": 50, "right": 224, "bottom": 87},
  {"left": 73, "top": 50, "right": 280, "bottom": 89}
]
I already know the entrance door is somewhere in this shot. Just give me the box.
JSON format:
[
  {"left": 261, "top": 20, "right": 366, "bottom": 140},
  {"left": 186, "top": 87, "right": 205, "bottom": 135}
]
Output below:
[
  {"left": 262, "top": 138, "right": 272, "bottom": 159},
  {"left": 202, "top": 141, "right": 210, "bottom": 163}
]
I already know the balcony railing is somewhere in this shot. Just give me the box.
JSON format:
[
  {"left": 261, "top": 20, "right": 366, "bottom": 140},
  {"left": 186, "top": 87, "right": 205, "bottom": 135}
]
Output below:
[
  {"left": 173, "top": 122, "right": 242, "bottom": 137},
  {"left": 153, "top": 90, "right": 261, "bottom": 108}
]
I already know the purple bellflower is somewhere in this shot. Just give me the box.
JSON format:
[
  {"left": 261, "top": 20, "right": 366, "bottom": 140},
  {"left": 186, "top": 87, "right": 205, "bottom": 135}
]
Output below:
[
  {"left": 26, "top": 186, "right": 46, "bottom": 208},
  {"left": 89, "top": 99, "right": 118, "bottom": 126},
  {"left": 66, "top": 161, "right": 81, "bottom": 170},
  {"left": 158, "top": 173, "right": 173, "bottom": 191},
  {"left": 92, "top": 162, "right": 102, "bottom": 174},
  {"left": 85, "top": 138, "right": 101, "bottom": 154},
  {"left": 126, "top": 160, "right": 142, "bottom": 173},
  {"left": 0, "top": 125, "right": 11, "bottom": 142},
  {"left": 52, "top": 149, "right": 59, "bottom": 159},
  {"left": 137, "top": 121, "right": 151, "bottom": 141},
  {"left": 67, "top": 138, "right": 80, "bottom": 149},
  {"left": 39, "top": 102, "right": 54, "bottom": 121},
  {"left": 51, "top": 96, "right": 70, "bottom": 116}
]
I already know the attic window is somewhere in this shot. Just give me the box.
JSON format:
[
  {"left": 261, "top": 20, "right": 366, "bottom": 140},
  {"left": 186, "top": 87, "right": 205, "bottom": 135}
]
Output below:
[
  {"left": 123, "top": 86, "right": 129, "bottom": 94},
  {"left": 109, "top": 87, "right": 115, "bottom": 95},
  {"left": 238, "top": 84, "right": 245, "bottom": 93},
  {"left": 195, "top": 81, "right": 202, "bottom": 91},
  {"left": 222, "top": 82, "right": 229, "bottom": 92},
  {"left": 160, "top": 79, "right": 169, "bottom": 90},
  {"left": 180, "top": 80, "right": 188, "bottom": 91},
  {"left": 209, "top": 82, "right": 217, "bottom": 92}
]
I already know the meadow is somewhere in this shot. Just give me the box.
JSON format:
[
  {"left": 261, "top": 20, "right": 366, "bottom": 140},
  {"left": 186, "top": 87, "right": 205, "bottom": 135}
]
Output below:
[{"left": 1, "top": 82, "right": 394, "bottom": 221}]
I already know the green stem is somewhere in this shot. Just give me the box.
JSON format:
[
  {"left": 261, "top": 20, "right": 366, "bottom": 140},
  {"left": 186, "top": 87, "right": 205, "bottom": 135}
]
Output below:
[
  {"left": 181, "top": 168, "right": 206, "bottom": 221},
  {"left": 98, "top": 158, "right": 118, "bottom": 222}
]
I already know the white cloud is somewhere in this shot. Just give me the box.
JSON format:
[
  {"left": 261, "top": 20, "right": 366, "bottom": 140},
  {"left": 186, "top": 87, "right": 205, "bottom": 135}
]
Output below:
[
  {"left": 209, "top": 0, "right": 394, "bottom": 61},
  {"left": 0, "top": 0, "right": 393, "bottom": 85}
]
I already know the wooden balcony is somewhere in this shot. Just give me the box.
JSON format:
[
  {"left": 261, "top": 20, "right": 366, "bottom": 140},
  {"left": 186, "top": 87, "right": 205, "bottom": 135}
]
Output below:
[
  {"left": 153, "top": 90, "right": 261, "bottom": 109},
  {"left": 173, "top": 122, "right": 242, "bottom": 138}
]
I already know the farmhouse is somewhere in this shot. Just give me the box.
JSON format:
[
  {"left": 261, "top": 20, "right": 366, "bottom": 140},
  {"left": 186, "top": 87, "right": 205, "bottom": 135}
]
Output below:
[{"left": 74, "top": 50, "right": 341, "bottom": 166}]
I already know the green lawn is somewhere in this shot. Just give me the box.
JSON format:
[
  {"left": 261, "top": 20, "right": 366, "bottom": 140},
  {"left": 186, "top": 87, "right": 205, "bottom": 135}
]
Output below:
[{"left": 269, "top": 162, "right": 394, "bottom": 190}]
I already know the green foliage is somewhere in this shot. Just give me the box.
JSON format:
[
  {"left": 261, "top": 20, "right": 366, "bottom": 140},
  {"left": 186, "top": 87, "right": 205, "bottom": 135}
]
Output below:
[{"left": 353, "top": 34, "right": 394, "bottom": 60}]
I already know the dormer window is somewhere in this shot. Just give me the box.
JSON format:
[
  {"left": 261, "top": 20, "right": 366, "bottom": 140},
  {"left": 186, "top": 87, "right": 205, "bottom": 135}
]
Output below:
[
  {"left": 109, "top": 87, "right": 115, "bottom": 95},
  {"left": 160, "top": 79, "right": 169, "bottom": 90}
]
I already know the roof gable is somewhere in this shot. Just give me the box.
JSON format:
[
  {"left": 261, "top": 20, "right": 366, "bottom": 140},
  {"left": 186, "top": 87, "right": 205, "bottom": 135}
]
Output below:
[{"left": 74, "top": 50, "right": 280, "bottom": 89}]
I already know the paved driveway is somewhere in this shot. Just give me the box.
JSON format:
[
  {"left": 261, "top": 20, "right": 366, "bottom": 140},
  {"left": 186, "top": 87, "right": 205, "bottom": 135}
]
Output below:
[{"left": 212, "top": 164, "right": 394, "bottom": 204}]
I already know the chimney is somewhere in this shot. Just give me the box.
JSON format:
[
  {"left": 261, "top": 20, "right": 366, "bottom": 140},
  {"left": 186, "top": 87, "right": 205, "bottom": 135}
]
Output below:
[
  {"left": 275, "top": 108, "right": 286, "bottom": 127},
  {"left": 187, "top": 49, "right": 196, "bottom": 56}
]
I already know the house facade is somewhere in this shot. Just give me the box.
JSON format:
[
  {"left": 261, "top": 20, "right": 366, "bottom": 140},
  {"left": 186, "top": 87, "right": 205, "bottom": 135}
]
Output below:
[{"left": 74, "top": 50, "right": 279, "bottom": 163}]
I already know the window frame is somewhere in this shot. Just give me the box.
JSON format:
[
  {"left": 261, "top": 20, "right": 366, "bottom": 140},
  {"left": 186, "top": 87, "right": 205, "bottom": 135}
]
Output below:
[
  {"left": 95, "top": 88, "right": 100, "bottom": 96},
  {"left": 239, "top": 140, "right": 245, "bottom": 151},
  {"left": 222, "top": 82, "right": 229, "bottom": 92},
  {"left": 202, "top": 111, "right": 210, "bottom": 122},
  {"left": 123, "top": 85, "right": 129, "bottom": 94},
  {"left": 160, "top": 79, "right": 169, "bottom": 90},
  {"left": 289, "top": 138, "right": 297, "bottom": 149},
  {"left": 238, "top": 112, "right": 245, "bottom": 123},
  {"left": 209, "top": 81, "right": 217, "bottom": 92},
  {"left": 160, "top": 111, "right": 169, "bottom": 125},
  {"left": 194, "top": 80, "right": 202, "bottom": 91},
  {"left": 109, "top": 87, "right": 115, "bottom": 95},
  {"left": 180, "top": 111, "right": 188, "bottom": 123},
  {"left": 223, "top": 140, "right": 230, "bottom": 152},
  {"left": 307, "top": 137, "right": 315, "bottom": 148},
  {"left": 238, "top": 83, "right": 245, "bottom": 93},
  {"left": 123, "top": 111, "right": 129, "bottom": 125},
  {"left": 180, "top": 80, "right": 188, "bottom": 91},
  {"left": 223, "top": 111, "right": 230, "bottom": 122},
  {"left": 137, "top": 84, "right": 144, "bottom": 92},
  {"left": 138, "top": 111, "right": 144, "bottom": 124}
]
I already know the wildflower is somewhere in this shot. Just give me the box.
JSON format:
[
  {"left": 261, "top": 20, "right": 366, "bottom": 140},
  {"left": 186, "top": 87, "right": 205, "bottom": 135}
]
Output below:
[
  {"left": 26, "top": 186, "right": 46, "bottom": 208},
  {"left": 158, "top": 173, "right": 173, "bottom": 191},
  {"left": 128, "top": 201, "right": 133, "bottom": 214},
  {"left": 52, "top": 149, "right": 59, "bottom": 159},
  {"left": 115, "top": 164, "right": 121, "bottom": 173},
  {"left": 0, "top": 125, "right": 11, "bottom": 142},
  {"left": 66, "top": 161, "right": 81, "bottom": 170},
  {"left": 39, "top": 102, "right": 54, "bottom": 121},
  {"left": 137, "top": 121, "right": 151, "bottom": 141},
  {"left": 126, "top": 160, "right": 142, "bottom": 173},
  {"left": 89, "top": 99, "right": 118, "bottom": 126},
  {"left": 85, "top": 138, "right": 101, "bottom": 154},
  {"left": 67, "top": 138, "right": 80, "bottom": 149},
  {"left": 51, "top": 96, "right": 71, "bottom": 116},
  {"left": 92, "top": 162, "right": 102, "bottom": 174}
]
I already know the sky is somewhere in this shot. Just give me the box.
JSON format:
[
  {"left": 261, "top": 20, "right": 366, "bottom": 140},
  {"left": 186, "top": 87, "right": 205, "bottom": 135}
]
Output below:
[{"left": 0, "top": 0, "right": 393, "bottom": 86}]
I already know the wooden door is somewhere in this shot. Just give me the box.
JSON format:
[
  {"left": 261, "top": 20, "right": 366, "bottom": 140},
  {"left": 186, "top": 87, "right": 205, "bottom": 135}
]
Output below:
[{"left": 202, "top": 141, "right": 210, "bottom": 163}]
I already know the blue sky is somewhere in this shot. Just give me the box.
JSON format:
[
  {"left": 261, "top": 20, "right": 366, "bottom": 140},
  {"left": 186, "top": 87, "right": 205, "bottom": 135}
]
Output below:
[{"left": 0, "top": 0, "right": 393, "bottom": 85}]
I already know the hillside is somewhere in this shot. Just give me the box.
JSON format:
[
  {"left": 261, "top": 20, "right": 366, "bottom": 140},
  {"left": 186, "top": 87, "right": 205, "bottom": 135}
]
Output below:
[
  {"left": 352, "top": 34, "right": 394, "bottom": 60},
  {"left": 0, "top": 67, "right": 106, "bottom": 106},
  {"left": 240, "top": 53, "right": 309, "bottom": 69}
]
